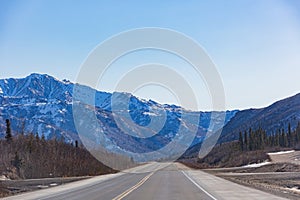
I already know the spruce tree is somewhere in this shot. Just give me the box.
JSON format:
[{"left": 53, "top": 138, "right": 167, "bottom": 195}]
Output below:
[
  {"left": 244, "top": 131, "right": 248, "bottom": 151},
  {"left": 5, "top": 119, "right": 12, "bottom": 142},
  {"left": 275, "top": 131, "right": 280, "bottom": 147},
  {"left": 239, "top": 132, "right": 243, "bottom": 151},
  {"left": 296, "top": 122, "right": 300, "bottom": 144},
  {"left": 288, "top": 123, "right": 292, "bottom": 147},
  {"left": 249, "top": 128, "right": 253, "bottom": 151}
]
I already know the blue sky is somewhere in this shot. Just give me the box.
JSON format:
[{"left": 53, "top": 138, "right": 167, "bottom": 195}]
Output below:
[{"left": 0, "top": 0, "right": 300, "bottom": 110}]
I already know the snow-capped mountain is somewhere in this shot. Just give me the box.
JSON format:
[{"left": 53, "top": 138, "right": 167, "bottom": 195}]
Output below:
[{"left": 0, "top": 73, "right": 237, "bottom": 161}]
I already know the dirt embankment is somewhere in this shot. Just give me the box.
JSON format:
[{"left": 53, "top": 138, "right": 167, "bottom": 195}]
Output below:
[{"left": 268, "top": 150, "right": 300, "bottom": 165}]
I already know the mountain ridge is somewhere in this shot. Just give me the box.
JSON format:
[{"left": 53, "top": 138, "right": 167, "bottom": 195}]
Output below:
[
  {"left": 0, "top": 73, "right": 237, "bottom": 161},
  {"left": 219, "top": 92, "right": 300, "bottom": 143}
]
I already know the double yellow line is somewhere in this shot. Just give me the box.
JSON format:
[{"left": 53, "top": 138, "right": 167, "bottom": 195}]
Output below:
[{"left": 112, "top": 172, "right": 154, "bottom": 200}]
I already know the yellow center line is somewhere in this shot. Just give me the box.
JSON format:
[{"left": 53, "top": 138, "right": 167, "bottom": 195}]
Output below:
[{"left": 112, "top": 172, "right": 154, "bottom": 200}]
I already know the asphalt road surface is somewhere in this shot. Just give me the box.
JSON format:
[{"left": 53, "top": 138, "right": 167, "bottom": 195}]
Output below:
[{"left": 2, "top": 162, "right": 288, "bottom": 200}]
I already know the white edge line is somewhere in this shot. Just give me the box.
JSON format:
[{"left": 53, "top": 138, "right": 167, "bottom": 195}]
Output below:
[{"left": 182, "top": 171, "right": 218, "bottom": 200}]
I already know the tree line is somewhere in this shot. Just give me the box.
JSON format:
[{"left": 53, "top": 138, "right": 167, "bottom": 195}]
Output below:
[
  {"left": 1, "top": 119, "right": 116, "bottom": 179},
  {"left": 239, "top": 122, "right": 300, "bottom": 151},
  {"left": 194, "top": 122, "right": 300, "bottom": 168}
]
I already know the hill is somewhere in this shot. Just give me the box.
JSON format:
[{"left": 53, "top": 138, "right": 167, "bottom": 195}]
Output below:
[{"left": 219, "top": 93, "right": 300, "bottom": 143}]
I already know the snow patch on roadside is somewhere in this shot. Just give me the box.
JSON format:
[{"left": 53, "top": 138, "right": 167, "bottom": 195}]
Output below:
[
  {"left": 242, "top": 161, "right": 271, "bottom": 168},
  {"left": 268, "top": 150, "right": 295, "bottom": 155},
  {"left": 286, "top": 187, "right": 300, "bottom": 193},
  {"left": 0, "top": 175, "right": 10, "bottom": 180},
  {"left": 37, "top": 185, "right": 49, "bottom": 189}
]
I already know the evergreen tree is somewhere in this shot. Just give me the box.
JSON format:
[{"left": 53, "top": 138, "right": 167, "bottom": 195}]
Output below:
[
  {"left": 41, "top": 134, "right": 46, "bottom": 143},
  {"left": 296, "top": 122, "right": 300, "bottom": 144},
  {"left": 249, "top": 128, "right": 253, "bottom": 151},
  {"left": 279, "top": 129, "right": 284, "bottom": 147},
  {"left": 35, "top": 133, "right": 40, "bottom": 142},
  {"left": 5, "top": 119, "right": 12, "bottom": 142},
  {"left": 283, "top": 129, "right": 288, "bottom": 147},
  {"left": 244, "top": 131, "right": 248, "bottom": 151},
  {"left": 288, "top": 123, "right": 292, "bottom": 147},
  {"left": 275, "top": 131, "right": 280, "bottom": 147},
  {"left": 239, "top": 132, "right": 243, "bottom": 151},
  {"left": 261, "top": 129, "right": 267, "bottom": 149}
]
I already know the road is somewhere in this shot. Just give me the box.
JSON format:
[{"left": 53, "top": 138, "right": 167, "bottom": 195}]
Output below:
[{"left": 2, "top": 162, "right": 288, "bottom": 200}]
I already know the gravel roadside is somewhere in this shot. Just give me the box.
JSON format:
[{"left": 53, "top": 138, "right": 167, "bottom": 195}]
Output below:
[{"left": 0, "top": 176, "right": 91, "bottom": 198}]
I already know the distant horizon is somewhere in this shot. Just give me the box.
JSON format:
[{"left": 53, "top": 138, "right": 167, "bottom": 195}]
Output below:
[{"left": 1, "top": 72, "right": 299, "bottom": 112}]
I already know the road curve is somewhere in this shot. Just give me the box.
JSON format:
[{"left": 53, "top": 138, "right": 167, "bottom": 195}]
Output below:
[{"left": 1, "top": 162, "right": 288, "bottom": 200}]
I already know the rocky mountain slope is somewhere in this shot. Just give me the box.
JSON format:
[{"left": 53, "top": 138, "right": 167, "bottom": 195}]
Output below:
[{"left": 0, "top": 73, "right": 237, "bottom": 161}]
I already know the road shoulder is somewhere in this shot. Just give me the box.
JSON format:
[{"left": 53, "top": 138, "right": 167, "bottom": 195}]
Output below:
[{"left": 176, "top": 162, "right": 288, "bottom": 200}]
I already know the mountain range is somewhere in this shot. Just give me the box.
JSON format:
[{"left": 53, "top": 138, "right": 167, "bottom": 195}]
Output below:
[
  {"left": 0, "top": 73, "right": 299, "bottom": 161},
  {"left": 0, "top": 73, "right": 236, "bottom": 161}
]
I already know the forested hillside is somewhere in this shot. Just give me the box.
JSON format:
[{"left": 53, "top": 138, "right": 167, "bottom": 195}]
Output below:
[
  {"left": 181, "top": 122, "right": 300, "bottom": 168},
  {"left": 0, "top": 119, "right": 117, "bottom": 180}
]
